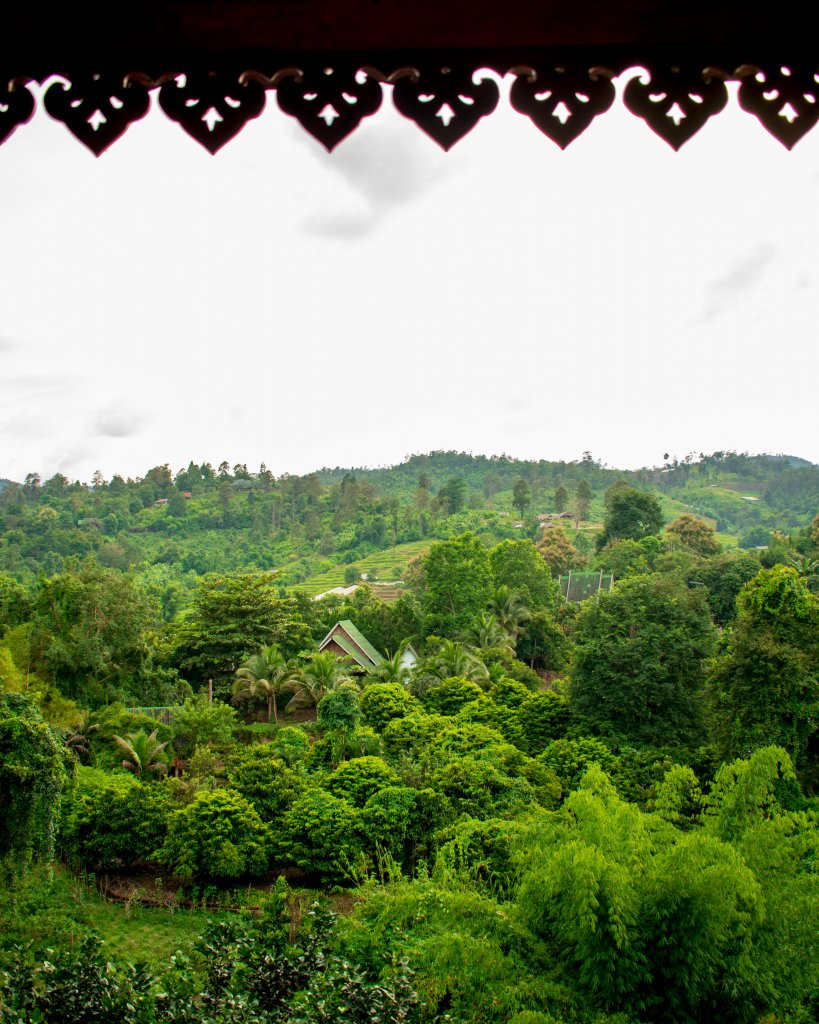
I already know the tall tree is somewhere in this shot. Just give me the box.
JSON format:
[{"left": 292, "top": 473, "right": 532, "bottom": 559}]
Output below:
[
  {"left": 708, "top": 566, "right": 819, "bottom": 789},
  {"left": 420, "top": 533, "right": 493, "bottom": 640},
  {"left": 490, "top": 538, "right": 561, "bottom": 610},
  {"left": 512, "top": 479, "right": 531, "bottom": 518},
  {"left": 571, "top": 573, "right": 716, "bottom": 746},
  {"left": 171, "top": 573, "right": 312, "bottom": 693},
  {"left": 597, "top": 486, "right": 664, "bottom": 550}
]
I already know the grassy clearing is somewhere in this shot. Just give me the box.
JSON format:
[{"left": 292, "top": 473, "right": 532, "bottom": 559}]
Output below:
[
  {"left": 294, "top": 540, "right": 431, "bottom": 597},
  {"left": 2, "top": 866, "right": 210, "bottom": 966}
]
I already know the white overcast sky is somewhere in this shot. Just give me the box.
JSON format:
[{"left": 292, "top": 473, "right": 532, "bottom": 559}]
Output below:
[{"left": 0, "top": 72, "right": 817, "bottom": 483}]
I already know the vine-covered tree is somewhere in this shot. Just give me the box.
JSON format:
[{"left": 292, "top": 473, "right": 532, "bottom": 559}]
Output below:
[
  {"left": 571, "top": 573, "right": 716, "bottom": 746},
  {"left": 708, "top": 566, "right": 819, "bottom": 789},
  {"left": 0, "top": 692, "right": 71, "bottom": 881}
]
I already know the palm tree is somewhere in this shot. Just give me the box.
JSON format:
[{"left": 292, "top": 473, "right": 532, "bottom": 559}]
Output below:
[
  {"left": 233, "top": 643, "right": 300, "bottom": 723},
  {"left": 461, "top": 612, "right": 515, "bottom": 654},
  {"left": 488, "top": 585, "right": 531, "bottom": 641},
  {"left": 65, "top": 710, "right": 99, "bottom": 763},
  {"left": 427, "top": 639, "right": 488, "bottom": 684},
  {"left": 287, "top": 651, "right": 355, "bottom": 708},
  {"left": 366, "top": 643, "right": 411, "bottom": 686},
  {"left": 113, "top": 729, "right": 169, "bottom": 776}
]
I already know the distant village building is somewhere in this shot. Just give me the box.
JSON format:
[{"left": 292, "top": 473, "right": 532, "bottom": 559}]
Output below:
[
  {"left": 319, "top": 620, "right": 386, "bottom": 671},
  {"left": 538, "top": 512, "right": 573, "bottom": 525}
]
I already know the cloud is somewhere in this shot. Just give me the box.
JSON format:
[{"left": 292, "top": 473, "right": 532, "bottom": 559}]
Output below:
[
  {"left": 699, "top": 243, "right": 776, "bottom": 323},
  {"left": 303, "top": 125, "right": 450, "bottom": 240},
  {"left": 0, "top": 337, "right": 17, "bottom": 353},
  {"left": 93, "top": 406, "right": 146, "bottom": 438}
]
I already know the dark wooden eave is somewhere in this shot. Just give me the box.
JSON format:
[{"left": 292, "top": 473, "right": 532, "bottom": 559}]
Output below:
[{"left": 1, "top": 1, "right": 818, "bottom": 154}]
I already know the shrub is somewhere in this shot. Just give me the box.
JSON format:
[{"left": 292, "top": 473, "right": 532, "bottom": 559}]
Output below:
[
  {"left": 517, "top": 691, "right": 573, "bottom": 753},
  {"left": 437, "top": 816, "right": 529, "bottom": 894},
  {"left": 381, "top": 713, "right": 448, "bottom": 761},
  {"left": 422, "top": 676, "right": 484, "bottom": 716},
  {"left": 60, "top": 766, "right": 169, "bottom": 870},
  {"left": 538, "top": 736, "right": 616, "bottom": 793},
  {"left": 359, "top": 683, "right": 422, "bottom": 733},
  {"left": 269, "top": 726, "right": 311, "bottom": 765},
  {"left": 158, "top": 788, "right": 269, "bottom": 879},
  {"left": 431, "top": 756, "right": 536, "bottom": 819},
  {"left": 172, "top": 692, "right": 238, "bottom": 755},
  {"left": 279, "top": 790, "right": 361, "bottom": 884},
  {"left": 326, "top": 756, "right": 400, "bottom": 808},
  {"left": 226, "top": 745, "right": 305, "bottom": 822}
]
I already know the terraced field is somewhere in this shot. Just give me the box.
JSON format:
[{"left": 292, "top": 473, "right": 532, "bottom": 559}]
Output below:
[{"left": 293, "top": 540, "right": 431, "bottom": 598}]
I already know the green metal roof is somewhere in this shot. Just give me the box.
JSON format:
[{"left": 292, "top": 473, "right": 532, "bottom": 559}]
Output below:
[
  {"left": 337, "top": 620, "right": 385, "bottom": 667},
  {"left": 328, "top": 632, "right": 372, "bottom": 670}
]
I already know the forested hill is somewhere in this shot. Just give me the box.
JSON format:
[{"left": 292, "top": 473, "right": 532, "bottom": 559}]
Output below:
[{"left": 0, "top": 450, "right": 816, "bottom": 588}]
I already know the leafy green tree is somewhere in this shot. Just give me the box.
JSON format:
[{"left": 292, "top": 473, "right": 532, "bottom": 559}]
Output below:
[
  {"left": 27, "top": 561, "right": 160, "bottom": 706},
  {"left": 171, "top": 572, "right": 312, "bottom": 692},
  {"left": 516, "top": 610, "right": 569, "bottom": 672},
  {"left": 553, "top": 485, "right": 568, "bottom": 513},
  {"left": 595, "top": 537, "right": 655, "bottom": 578},
  {"left": 571, "top": 573, "right": 716, "bottom": 746},
  {"left": 158, "top": 788, "right": 269, "bottom": 880},
  {"left": 666, "top": 513, "right": 720, "bottom": 556},
  {"left": 512, "top": 479, "right": 531, "bottom": 518},
  {"left": 233, "top": 643, "right": 300, "bottom": 723},
  {"left": 693, "top": 549, "right": 761, "bottom": 625},
  {"left": 317, "top": 682, "right": 362, "bottom": 760},
  {"left": 516, "top": 690, "right": 573, "bottom": 753},
  {"left": 708, "top": 566, "right": 819, "bottom": 787},
  {"left": 172, "top": 692, "right": 238, "bottom": 754},
  {"left": 431, "top": 755, "right": 535, "bottom": 819},
  {"left": 538, "top": 736, "right": 616, "bottom": 792},
  {"left": 437, "top": 477, "right": 467, "bottom": 515},
  {"left": 489, "top": 539, "right": 560, "bottom": 611},
  {"left": 574, "top": 479, "right": 592, "bottom": 523},
  {"left": 597, "top": 486, "right": 664, "bottom": 550},
  {"left": 421, "top": 534, "right": 493, "bottom": 639},
  {"left": 380, "top": 712, "right": 448, "bottom": 761}
]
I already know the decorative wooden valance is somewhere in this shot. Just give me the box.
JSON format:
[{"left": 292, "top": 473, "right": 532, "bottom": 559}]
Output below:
[{"left": 1, "top": 1, "right": 817, "bottom": 154}]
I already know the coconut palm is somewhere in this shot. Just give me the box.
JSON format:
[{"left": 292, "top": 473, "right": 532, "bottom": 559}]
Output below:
[
  {"left": 488, "top": 585, "right": 531, "bottom": 641},
  {"left": 287, "top": 651, "right": 355, "bottom": 708},
  {"left": 366, "top": 643, "right": 411, "bottom": 686},
  {"left": 427, "top": 639, "right": 489, "bottom": 684},
  {"left": 461, "top": 612, "right": 515, "bottom": 654},
  {"left": 233, "top": 643, "right": 300, "bottom": 723},
  {"left": 113, "top": 729, "right": 169, "bottom": 776},
  {"left": 65, "top": 710, "right": 99, "bottom": 763}
]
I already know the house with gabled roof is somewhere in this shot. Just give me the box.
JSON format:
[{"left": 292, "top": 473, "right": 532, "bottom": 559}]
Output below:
[{"left": 319, "top": 620, "right": 385, "bottom": 671}]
